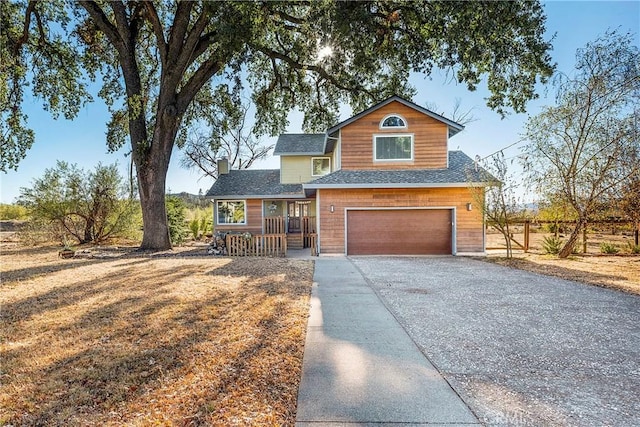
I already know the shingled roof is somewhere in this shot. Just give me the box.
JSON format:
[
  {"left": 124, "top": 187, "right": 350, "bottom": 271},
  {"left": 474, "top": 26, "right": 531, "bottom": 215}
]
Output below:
[
  {"left": 205, "top": 170, "right": 306, "bottom": 199},
  {"left": 304, "top": 151, "right": 496, "bottom": 189},
  {"left": 273, "top": 133, "right": 326, "bottom": 155}
]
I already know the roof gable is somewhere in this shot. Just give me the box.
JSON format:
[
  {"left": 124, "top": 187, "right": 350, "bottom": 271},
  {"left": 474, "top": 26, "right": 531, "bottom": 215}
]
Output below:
[{"left": 327, "top": 96, "right": 464, "bottom": 138}]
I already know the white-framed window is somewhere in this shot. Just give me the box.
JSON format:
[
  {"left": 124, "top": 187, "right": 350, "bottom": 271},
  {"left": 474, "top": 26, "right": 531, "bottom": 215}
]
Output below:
[
  {"left": 311, "top": 157, "right": 331, "bottom": 176},
  {"left": 374, "top": 134, "right": 414, "bottom": 161},
  {"left": 217, "top": 200, "right": 246, "bottom": 225},
  {"left": 379, "top": 114, "right": 407, "bottom": 129}
]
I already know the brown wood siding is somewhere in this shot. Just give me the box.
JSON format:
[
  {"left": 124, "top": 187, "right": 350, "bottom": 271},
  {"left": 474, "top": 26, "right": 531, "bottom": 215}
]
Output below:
[
  {"left": 340, "top": 101, "right": 448, "bottom": 170},
  {"left": 214, "top": 199, "right": 263, "bottom": 234},
  {"left": 347, "top": 209, "right": 451, "bottom": 255},
  {"left": 318, "top": 188, "right": 484, "bottom": 254}
]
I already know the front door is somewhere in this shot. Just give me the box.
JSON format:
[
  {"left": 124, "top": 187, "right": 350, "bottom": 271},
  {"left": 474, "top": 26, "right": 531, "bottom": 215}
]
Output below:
[{"left": 287, "top": 202, "right": 309, "bottom": 232}]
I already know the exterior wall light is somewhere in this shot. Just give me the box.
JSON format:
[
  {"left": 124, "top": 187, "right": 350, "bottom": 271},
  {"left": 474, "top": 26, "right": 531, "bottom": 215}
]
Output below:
[
  {"left": 329, "top": 205, "right": 335, "bottom": 213},
  {"left": 466, "top": 202, "right": 473, "bottom": 211}
]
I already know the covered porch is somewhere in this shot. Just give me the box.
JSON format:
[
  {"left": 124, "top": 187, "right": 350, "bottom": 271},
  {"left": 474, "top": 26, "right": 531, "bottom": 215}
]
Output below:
[{"left": 263, "top": 199, "right": 317, "bottom": 250}]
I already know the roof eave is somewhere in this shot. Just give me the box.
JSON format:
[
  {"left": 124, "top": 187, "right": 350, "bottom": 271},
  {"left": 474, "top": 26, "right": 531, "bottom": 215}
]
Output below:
[
  {"left": 274, "top": 151, "right": 325, "bottom": 156},
  {"left": 303, "top": 182, "right": 490, "bottom": 190},
  {"left": 208, "top": 194, "right": 308, "bottom": 200}
]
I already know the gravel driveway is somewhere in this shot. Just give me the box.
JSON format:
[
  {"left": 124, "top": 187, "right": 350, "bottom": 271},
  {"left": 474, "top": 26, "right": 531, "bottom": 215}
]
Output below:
[{"left": 350, "top": 256, "right": 640, "bottom": 426}]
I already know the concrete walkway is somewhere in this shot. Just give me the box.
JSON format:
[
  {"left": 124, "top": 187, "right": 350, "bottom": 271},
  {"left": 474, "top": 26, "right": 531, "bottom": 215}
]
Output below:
[{"left": 295, "top": 257, "right": 479, "bottom": 426}]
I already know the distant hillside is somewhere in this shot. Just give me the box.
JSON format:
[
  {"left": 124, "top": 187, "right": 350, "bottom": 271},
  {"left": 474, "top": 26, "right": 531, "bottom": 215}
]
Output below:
[{"left": 167, "top": 192, "right": 210, "bottom": 209}]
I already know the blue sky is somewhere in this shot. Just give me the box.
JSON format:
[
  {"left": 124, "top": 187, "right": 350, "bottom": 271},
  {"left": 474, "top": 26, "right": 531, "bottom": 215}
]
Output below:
[{"left": 1, "top": 1, "right": 639, "bottom": 204}]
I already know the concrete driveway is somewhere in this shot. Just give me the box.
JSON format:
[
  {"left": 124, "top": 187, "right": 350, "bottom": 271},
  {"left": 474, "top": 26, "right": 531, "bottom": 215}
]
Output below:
[{"left": 349, "top": 256, "right": 640, "bottom": 425}]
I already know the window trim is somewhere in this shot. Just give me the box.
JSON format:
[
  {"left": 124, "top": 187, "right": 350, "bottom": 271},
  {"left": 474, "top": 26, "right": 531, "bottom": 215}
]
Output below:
[
  {"left": 311, "top": 156, "right": 332, "bottom": 176},
  {"left": 216, "top": 199, "right": 247, "bottom": 225},
  {"left": 379, "top": 114, "right": 408, "bottom": 129},
  {"left": 373, "top": 133, "right": 414, "bottom": 162}
]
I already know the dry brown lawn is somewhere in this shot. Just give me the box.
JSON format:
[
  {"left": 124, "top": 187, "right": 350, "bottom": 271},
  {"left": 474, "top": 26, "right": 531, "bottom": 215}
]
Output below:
[
  {"left": 484, "top": 252, "right": 640, "bottom": 295},
  {"left": 0, "top": 243, "right": 313, "bottom": 426},
  {"left": 483, "top": 230, "right": 640, "bottom": 295}
]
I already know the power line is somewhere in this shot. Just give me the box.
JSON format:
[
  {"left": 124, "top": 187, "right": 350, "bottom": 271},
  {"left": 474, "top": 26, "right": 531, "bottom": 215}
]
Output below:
[
  {"left": 478, "top": 74, "right": 640, "bottom": 161},
  {"left": 481, "top": 136, "right": 527, "bottom": 161}
]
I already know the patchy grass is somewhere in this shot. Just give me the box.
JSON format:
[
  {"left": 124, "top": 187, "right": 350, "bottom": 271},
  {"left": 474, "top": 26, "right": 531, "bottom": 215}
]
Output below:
[
  {"left": 483, "top": 252, "right": 640, "bottom": 295},
  {"left": 0, "top": 244, "right": 313, "bottom": 426}
]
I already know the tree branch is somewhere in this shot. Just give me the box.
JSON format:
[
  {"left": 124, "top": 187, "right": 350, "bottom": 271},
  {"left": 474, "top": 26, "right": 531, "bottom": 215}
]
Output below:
[
  {"left": 110, "top": 1, "right": 129, "bottom": 43},
  {"left": 169, "top": 9, "right": 213, "bottom": 92},
  {"left": 17, "top": 1, "right": 37, "bottom": 46},
  {"left": 143, "top": 2, "right": 167, "bottom": 66},
  {"left": 177, "top": 55, "right": 225, "bottom": 113},
  {"left": 252, "top": 45, "right": 372, "bottom": 95},
  {"left": 270, "top": 9, "right": 306, "bottom": 25},
  {"left": 78, "top": 1, "right": 123, "bottom": 50},
  {"left": 166, "top": 1, "right": 194, "bottom": 62},
  {"left": 17, "top": 1, "right": 49, "bottom": 52},
  {"left": 191, "top": 30, "right": 219, "bottom": 60}
]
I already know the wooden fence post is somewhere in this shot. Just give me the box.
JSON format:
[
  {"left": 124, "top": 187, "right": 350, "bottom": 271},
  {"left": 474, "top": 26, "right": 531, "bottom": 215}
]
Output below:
[{"left": 524, "top": 221, "right": 530, "bottom": 253}]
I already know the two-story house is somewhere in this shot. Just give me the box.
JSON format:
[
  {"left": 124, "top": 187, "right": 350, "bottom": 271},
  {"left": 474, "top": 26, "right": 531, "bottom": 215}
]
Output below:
[{"left": 206, "top": 95, "right": 491, "bottom": 255}]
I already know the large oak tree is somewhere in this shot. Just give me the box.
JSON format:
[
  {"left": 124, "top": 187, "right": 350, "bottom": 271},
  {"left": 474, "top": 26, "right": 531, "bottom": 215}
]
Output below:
[{"left": 2, "top": 1, "right": 554, "bottom": 250}]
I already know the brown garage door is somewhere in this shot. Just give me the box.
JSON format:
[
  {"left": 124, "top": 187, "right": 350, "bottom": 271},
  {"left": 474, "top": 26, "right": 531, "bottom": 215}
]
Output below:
[{"left": 347, "top": 209, "right": 452, "bottom": 255}]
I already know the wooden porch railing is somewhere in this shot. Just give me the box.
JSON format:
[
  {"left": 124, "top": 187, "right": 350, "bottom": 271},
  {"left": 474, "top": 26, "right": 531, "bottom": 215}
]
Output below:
[
  {"left": 309, "top": 233, "right": 318, "bottom": 256},
  {"left": 302, "top": 216, "right": 316, "bottom": 248},
  {"left": 302, "top": 216, "right": 316, "bottom": 233},
  {"left": 262, "top": 216, "right": 317, "bottom": 253},
  {"left": 264, "top": 216, "right": 285, "bottom": 234},
  {"left": 226, "top": 233, "right": 287, "bottom": 257}
]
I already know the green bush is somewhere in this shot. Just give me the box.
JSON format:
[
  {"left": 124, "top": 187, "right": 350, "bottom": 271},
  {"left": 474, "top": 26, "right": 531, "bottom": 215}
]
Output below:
[
  {"left": 187, "top": 213, "right": 211, "bottom": 240},
  {"left": 200, "top": 216, "right": 211, "bottom": 237},
  {"left": 17, "top": 162, "right": 140, "bottom": 244},
  {"left": 600, "top": 242, "right": 619, "bottom": 254},
  {"left": 166, "top": 196, "right": 188, "bottom": 246},
  {"left": 185, "top": 206, "right": 210, "bottom": 222},
  {"left": 0, "top": 204, "right": 29, "bottom": 220},
  {"left": 542, "top": 235, "right": 563, "bottom": 254},
  {"left": 189, "top": 218, "right": 200, "bottom": 240}
]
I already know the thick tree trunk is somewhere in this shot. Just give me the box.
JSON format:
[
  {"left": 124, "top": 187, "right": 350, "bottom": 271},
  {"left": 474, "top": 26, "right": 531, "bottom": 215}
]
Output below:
[
  {"left": 558, "top": 218, "right": 586, "bottom": 258},
  {"left": 83, "top": 217, "right": 95, "bottom": 244},
  {"left": 138, "top": 157, "right": 172, "bottom": 250},
  {"left": 136, "top": 130, "right": 173, "bottom": 250},
  {"left": 136, "top": 109, "right": 180, "bottom": 251}
]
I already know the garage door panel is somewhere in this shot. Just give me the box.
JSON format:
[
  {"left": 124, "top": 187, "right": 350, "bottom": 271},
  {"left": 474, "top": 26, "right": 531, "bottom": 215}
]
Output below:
[{"left": 347, "top": 209, "right": 452, "bottom": 255}]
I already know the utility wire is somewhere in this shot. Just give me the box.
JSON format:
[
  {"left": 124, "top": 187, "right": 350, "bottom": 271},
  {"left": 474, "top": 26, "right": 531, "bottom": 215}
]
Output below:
[{"left": 478, "top": 74, "right": 640, "bottom": 162}]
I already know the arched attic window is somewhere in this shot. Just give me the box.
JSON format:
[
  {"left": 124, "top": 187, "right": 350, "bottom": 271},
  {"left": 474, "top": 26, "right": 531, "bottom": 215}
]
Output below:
[{"left": 380, "top": 114, "right": 407, "bottom": 129}]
